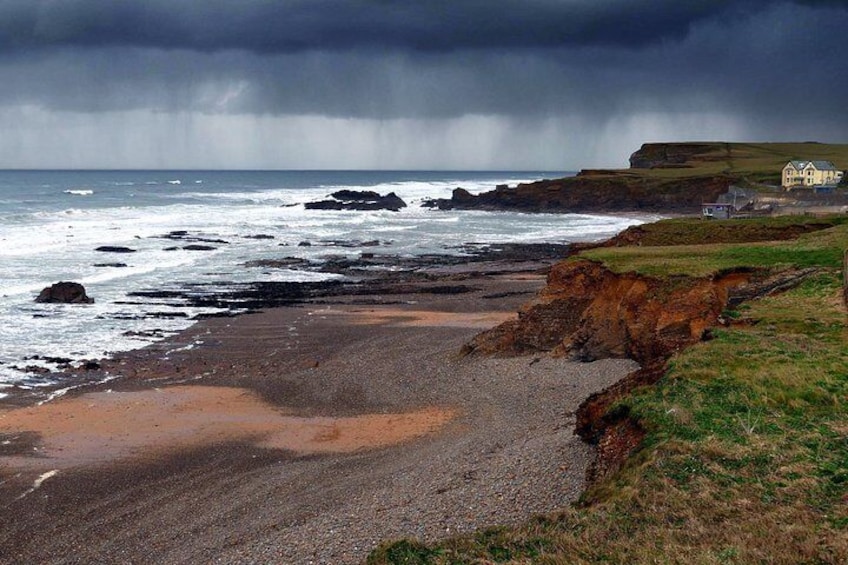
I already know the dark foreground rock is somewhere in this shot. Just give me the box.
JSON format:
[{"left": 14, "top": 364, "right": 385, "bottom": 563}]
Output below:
[
  {"left": 35, "top": 282, "right": 94, "bottom": 304},
  {"left": 305, "top": 190, "right": 407, "bottom": 211},
  {"left": 156, "top": 231, "right": 229, "bottom": 245}
]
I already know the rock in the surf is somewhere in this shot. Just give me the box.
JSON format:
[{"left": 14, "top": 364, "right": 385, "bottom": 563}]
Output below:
[
  {"left": 305, "top": 190, "right": 407, "bottom": 211},
  {"left": 95, "top": 246, "right": 137, "bottom": 253},
  {"left": 35, "top": 281, "right": 94, "bottom": 304}
]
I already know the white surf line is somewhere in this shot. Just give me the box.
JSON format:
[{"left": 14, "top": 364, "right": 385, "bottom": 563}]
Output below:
[{"left": 16, "top": 470, "right": 60, "bottom": 501}]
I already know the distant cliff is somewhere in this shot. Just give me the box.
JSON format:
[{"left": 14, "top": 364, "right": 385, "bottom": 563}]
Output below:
[
  {"left": 426, "top": 170, "right": 736, "bottom": 214},
  {"left": 628, "top": 142, "right": 732, "bottom": 169},
  {"left": 424, "top": 142, "right": 744, "bottom": 214},
  {"left": 425, "top": 141, "right": 848, "bottom": 214}
]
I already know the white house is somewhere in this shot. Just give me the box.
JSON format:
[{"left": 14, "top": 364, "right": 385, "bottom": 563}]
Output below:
[
  {"left": 782, "top": 160, "right": 844, "bottom": 189},
  {"left": 701, "top": 203, "right": 732, "bottom": 220}
]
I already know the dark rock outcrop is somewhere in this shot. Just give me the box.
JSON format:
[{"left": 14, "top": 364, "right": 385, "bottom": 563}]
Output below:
[
  {"left": 182, "top": 245, "right": 217, "bottom": 251},
  {"left": 35, "top": 281, "right": 94, "bottom": 304},
  {"left": 157, "top": 231, "right": 229, "bottom": 244},
  {"left": 424, "top": 172, "right": 735, "bottom": 214},
  {"left": 305, "top": 190, "right": 407, "bottom": 212},
  {"left": 95, "top": 246, "right": 136, "bottom": 253}
]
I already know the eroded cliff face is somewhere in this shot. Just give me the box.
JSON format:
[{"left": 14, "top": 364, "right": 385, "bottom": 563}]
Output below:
[
  {"left": 465, "top": 258, "right": 819, "bottom": 482},
  {"left": 463, "top": 259, "right": 742, "bottom": 365}
]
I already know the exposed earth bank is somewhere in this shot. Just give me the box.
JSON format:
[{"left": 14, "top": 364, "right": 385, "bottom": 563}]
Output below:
[{"left": 459, "top": 218, "right": 830, "bottom": 483}]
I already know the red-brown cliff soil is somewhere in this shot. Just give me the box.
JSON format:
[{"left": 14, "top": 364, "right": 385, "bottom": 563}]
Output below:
[
  {"left": 463, "top": 259, "right": 748, "bottom": 363},
  {"left": 463, "top": 259, "right": 819, "bottom": 480}
]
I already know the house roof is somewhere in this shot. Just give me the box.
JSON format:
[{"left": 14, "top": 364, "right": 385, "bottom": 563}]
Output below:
[
  {"left": 811, "top": 160, "right": 839, "bottom": 171},
  {"left": 786, "top": 160, "right": 840, "bottom": 171}
]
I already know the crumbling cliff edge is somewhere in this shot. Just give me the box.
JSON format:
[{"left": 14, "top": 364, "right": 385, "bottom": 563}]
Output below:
[{"left": 462, "top": 257, "right": 820, "bottom": 482}]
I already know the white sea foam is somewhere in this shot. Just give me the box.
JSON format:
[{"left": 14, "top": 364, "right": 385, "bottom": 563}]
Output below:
[
  {"left": 0, "top": 170, "right": 653, "bottom": 397},
  {"left": 63, "top": 189, "right": 94, "bottom": 196}
]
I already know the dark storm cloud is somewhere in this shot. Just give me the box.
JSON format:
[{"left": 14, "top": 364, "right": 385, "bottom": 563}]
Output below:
[
  {"left": 0, "top": 0, "right": 847, "bottom": 169},
  {"left": 0, "top": 0, "right": 839, "bottom": 54}
]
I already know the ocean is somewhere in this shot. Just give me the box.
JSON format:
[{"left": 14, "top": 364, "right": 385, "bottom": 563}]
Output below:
[{"left": 0, "top": 170, "right": 652, "bottom": 399}]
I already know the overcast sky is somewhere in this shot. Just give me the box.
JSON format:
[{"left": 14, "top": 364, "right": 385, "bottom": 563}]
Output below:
[{"left": 0, "top": 0, "right": 846, "bottom": 169}]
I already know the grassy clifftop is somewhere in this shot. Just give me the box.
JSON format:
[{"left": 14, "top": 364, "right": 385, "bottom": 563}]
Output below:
[
  {"left": 627, "top": 141, "right": 848, "bottom": 185},
  {"left": 429, "top": 142, "right": 848, "bottom": 214},
  {"left": 369, "top": 216, "right": 848, "bottom": 564}
]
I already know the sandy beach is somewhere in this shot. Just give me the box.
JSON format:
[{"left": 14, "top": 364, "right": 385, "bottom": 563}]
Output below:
[{"left": 0, "top": 257, "right": 637, "bottom": 564}]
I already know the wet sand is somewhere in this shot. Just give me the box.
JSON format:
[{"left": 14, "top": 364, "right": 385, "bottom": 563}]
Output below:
[
  {"left": 0, "top": 386, "right": 454, "bottom": 468},
  {"left": 0, "top": 266, "right": 638, "bottom": 564}
]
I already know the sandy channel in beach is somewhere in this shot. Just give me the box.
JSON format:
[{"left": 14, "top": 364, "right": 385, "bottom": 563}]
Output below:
[{"left": 0, "top": 385, "right": 454, "bottom": 469}]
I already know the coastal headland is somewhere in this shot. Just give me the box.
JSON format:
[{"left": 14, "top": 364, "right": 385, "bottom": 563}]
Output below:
[
  {"left": 369, "top": 142, "right": 848, "bottom": 563},
  {"left": 427, "top": 141, "right": 848, "bottom": 214},
  {"left": 2, "top": 142, "right": 848, "bottom": 564}
]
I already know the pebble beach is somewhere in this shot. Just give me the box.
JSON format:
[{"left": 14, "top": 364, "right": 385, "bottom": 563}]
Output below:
[{"left": 0, "top": 254, "right": 637, "bottom": 564}]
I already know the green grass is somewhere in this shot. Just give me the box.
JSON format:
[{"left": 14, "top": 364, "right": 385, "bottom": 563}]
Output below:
[
  {"left": 610, "top": 216, "right": 848, "bottom": 247},
  {"left": 620, "top": 142, "right": 848, "bottom": 184},
  {"left": 581, "top": 219, "right": 848, "bottom": 277},
  {"left": 369, "top": 218, "right": 848, "bottom": 564}
]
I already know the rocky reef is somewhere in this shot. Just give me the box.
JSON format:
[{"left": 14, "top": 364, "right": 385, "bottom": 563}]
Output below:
[{"left": 305, "top": 190, "right": 407, "bottom": 211}]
